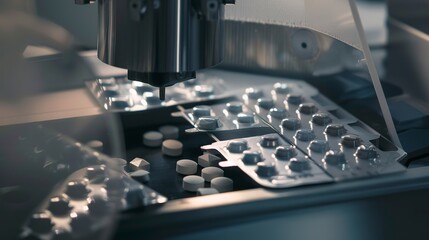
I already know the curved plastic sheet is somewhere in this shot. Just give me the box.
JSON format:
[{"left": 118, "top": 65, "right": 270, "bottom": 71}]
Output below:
[
  {"left": 225, "top": 0, "right": 362, "bottom": 50},
  {"left": 224, "top": 0, "right": 402, "bottom": 147}
]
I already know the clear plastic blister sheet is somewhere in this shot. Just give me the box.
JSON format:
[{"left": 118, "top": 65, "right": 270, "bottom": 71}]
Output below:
[
  {"left": 86, "top": 76, "right": 230, "bottom": 112},
  {"left": 172, "top": 102, "right": 270, "bottom": 133},
  {"left": 202, "top": 134, "right": 333, "bottom": 188},
  {"left": 4, "top": 123, "right": 167, "bottom": 240},
  {"left": 240, "top": 82, "right": 406, "bottom": 181}
]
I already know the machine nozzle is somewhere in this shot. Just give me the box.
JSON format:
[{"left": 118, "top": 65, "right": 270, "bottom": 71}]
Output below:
[{"left": 159, "top": 87, "right": 166, "bottom": 101}]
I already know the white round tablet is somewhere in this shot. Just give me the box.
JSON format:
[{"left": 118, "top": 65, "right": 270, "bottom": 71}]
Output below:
[
  {"left": 143, "top": 131, "right": 163, "bottom": 147},
  {"left": 162, "top": 139, "right": 183, "bottom": 157},
  {"left": 159, "top": 125, "right": 179, "bottom": 139},
  {"left": 183, "top": 175, "right": 204, "bottom": 192},
  {"left": 176, "top": 159, "right": 198, "bottom": 175},
  {"left": 211, "top": 177, "right": 233, "bottom": 193},
  {"left": 201, "top": 167, "right": 224, "bottom": 182}
]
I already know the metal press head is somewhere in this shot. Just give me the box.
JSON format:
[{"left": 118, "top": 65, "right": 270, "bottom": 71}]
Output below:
[
  {"left": 87, "top": 0, "right": 235, "bottom": 100},
  {"left": 127, "top": 71, "right": 197, "bottom": 101}
]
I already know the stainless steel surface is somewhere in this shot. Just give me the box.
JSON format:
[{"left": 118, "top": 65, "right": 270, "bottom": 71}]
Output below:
[
  {"left": 97, "top": 0, "right": 226, "bottom": 88},
  {"left": 223, "top": 21, "right": 364, "bottom": 77}
]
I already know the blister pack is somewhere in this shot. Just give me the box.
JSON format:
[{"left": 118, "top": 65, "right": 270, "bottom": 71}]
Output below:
[
  {"left": 18, "top": 130, "right": 167, "bottom": 240},
  {"left": 242, "top": 82, "right": 406, "bottom": 180},
  {"left": 202, "top": 134, "right": 333, "bottom": 188},
  {"left": 86, "top": 76, "right": 229, "bottom": 111},
  {"left": 172, "top": 101, "right": 269, "bottom": 133}
]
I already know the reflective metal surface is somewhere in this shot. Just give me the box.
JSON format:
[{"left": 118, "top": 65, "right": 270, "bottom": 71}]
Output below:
[
  {"left": 97, "top": 0, "right": 225, "bottom": 87},
  {"left": 223, "top": 22, "right": 364, "bottom": 77}
]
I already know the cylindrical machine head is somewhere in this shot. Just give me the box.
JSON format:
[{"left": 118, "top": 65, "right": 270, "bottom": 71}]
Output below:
[{"left": 97, "top": 0, "right": 227, "bottom": 88}]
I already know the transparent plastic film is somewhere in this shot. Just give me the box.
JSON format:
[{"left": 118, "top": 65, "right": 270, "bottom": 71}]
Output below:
[
  {"left": 0, "top": 3, "right": 152, "bottom": 239},
  {"left": 224, "top": 0, "right": 403, "bottom": 149}
]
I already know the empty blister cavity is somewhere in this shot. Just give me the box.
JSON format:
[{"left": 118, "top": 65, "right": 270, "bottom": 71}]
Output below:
[
  {"left": 48, "top": 196, "right": 71, "bottom": 217},
  {"left": 66, "top": 180, "right": 90, "bottom": 200},
  {"left": 28, "top": 212, "right": 54, "bottom": 234}
]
